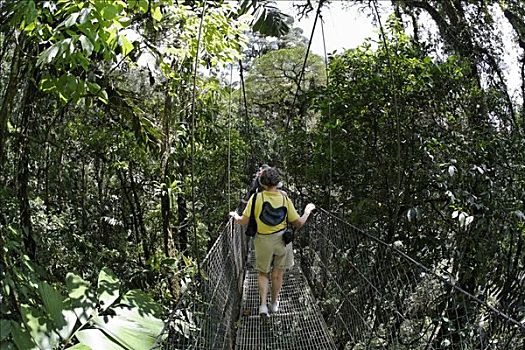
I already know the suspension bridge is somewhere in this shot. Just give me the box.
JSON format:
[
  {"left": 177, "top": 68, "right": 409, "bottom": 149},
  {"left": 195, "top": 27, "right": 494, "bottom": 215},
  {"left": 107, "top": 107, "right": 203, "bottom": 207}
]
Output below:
[
  {"left": 156, "top": 197, "right": 524, "bottom": 349},
  {"left": 144, "top": 0, "right": 525, "bottom": 347},
  {"left": 140, "top": 1, "right": 525, "bottom": 346}
]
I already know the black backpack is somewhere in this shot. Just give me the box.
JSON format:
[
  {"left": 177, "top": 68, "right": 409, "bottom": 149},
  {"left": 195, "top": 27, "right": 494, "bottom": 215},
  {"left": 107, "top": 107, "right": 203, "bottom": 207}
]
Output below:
[{"left": 245, "top": 193, "right": 257, "bottom": 237}]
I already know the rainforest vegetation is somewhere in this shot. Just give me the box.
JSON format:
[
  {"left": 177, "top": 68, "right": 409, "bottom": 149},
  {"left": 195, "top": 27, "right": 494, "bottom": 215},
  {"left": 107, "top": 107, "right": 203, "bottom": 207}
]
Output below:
[{"left": 0, "top": 0, "right": 523, "bottom": 348}]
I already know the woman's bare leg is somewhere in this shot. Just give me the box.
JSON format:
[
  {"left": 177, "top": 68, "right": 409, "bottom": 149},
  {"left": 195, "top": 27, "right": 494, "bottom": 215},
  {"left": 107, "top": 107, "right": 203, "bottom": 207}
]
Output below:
[
  {"left": 258, "top": 272, "right": 270, "bottom": 307},
  {"left": 271, "top": 268, "right": 284, "bottom": 305}
]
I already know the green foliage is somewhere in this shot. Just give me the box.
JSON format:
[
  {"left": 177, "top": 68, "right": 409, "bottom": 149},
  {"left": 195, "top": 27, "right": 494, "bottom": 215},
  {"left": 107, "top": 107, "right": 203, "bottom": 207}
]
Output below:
[
  {"left": 241, "top": 45, "right": 325, "bottom": 167},
  {"left": 238, "top": 0, "right": 293, "bottom": 37},
  {"left": 1, "top": 264, "right": 164, "bottom": 350},
  {"left": 1, "top": 0, "right": 523, "bottom": 347},
  {"left": 295, "top": 17, "right": 524, "bottom": 324},
  {"left": 150, "top": 2, "right": 249, "bottom": 79},
  {"left": 246, "top": 46, "right": 325, "bottom": 110},
  {"left": 12, "top": 0, "right": 139, "bottom": 104},
  {"left": 1, "top": 2, "right": 253, "bottom": 347}
]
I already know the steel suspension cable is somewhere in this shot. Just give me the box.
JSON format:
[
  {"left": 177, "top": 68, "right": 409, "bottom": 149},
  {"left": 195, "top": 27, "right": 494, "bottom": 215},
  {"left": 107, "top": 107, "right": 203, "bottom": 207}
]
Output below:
[
  {"left": 239, "top": 60, "right": 250, "bottom": 131},
  {"left": 371, "top": 0, "right": 402, "bottom": 227},
  {"left": 320, "top": 13, "right": 333, "bottom": 212},
  {"left": 284, "top": 0, "right": 325, "bottom": 131},
  {"left": 227, "top": 63, "right": 233, "bottom": 212},
  {"left": 280, "top": 0, "right": 325, "bottom": 190},
  {"left": 238, "top": 60, "right": 254, "bottom": 176},
  {"left": 190, "top": 0, "right": 207, "bottom": 266}
]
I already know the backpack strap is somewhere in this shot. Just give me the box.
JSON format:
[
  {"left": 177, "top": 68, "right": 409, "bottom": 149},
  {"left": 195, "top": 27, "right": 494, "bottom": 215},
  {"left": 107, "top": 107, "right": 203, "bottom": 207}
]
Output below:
[
  {"left": 250, "top": 192, "right": 257, "bottom": 219},
  {"left": 284, "top": 195, "right": 288, "bottom": 223}
]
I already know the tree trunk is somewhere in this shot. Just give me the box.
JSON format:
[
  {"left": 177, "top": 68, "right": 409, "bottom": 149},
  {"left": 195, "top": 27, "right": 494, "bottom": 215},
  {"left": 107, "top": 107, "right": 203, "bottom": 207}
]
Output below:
[
  {"left": 503, "top": 3, "right": 525, "bottom": 132},
  {"left": 81, "top": 159, "right": 88, "bottom": 235},
  {"left": 409, "top": 11, "right": 420, "bottom": 43},
  {"left": 0, "top": 42, "right": 21, "bottom": 173},
  {"left": 17, "top": 61, "right": 37, "bottom": 260},
  {"left": 521, "top": 57, "right": 525, "bottom": 134},
  {"left": 129, "top": 163, "right": 151, "bottom": 262},
  {"left": 403, "top": 0, "right": 485, "bottom": 125},
  {"left": 174, "top": 75, "right": 189, "bottom": 252},
  {"left": 161, "top": 89, "right": 176, "bottom": 257},
  {"left": 177, "top": 158, "right": 188, "bottom": 251},
  {"left": 118, "top": 169, "right": 142, "bottom": 264}
]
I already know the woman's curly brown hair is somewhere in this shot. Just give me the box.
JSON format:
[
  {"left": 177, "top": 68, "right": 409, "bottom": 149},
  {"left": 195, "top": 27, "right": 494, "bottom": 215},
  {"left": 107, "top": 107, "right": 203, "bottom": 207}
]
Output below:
[{"left": 259, "top": 167, "right": 280, "bottom": 187}]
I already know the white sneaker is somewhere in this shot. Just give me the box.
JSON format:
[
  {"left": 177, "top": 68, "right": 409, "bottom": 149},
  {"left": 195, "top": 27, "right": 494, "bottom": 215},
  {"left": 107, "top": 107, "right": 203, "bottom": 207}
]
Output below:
[
  {"left": 259, "top": 304, "right": 269, "bottom": 318},
  {"left": 269, "top": 301, "right": 279, "bottom": 313}
]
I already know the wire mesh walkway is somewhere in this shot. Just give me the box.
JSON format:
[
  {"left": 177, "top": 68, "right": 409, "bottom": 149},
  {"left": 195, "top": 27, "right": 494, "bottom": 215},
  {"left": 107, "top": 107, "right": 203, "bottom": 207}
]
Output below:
[
  {"left": 159, "top": 221, "right": 248, "bottom": 349},
  {"left": 159, "top": 199, "right": 524, "bottom": 349},
  {"left": 235, "top": 248, "right": 336, "bottom": 349}
]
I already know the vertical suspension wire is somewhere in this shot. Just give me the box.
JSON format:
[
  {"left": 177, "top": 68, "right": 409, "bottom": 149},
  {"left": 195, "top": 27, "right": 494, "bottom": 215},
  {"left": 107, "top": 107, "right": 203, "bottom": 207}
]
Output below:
[
  {"left": 320, "top": 13, "right": 333, "bottom": 212},
  {"left": 227, "top": 64, "right": 233, "bottom": 212},
  {"left": 282, "top": 0, "right": 324, "bottom": 193},
  {"left": 238, "top": 60, "right": 254, "bottom": 178},
  {"left": 284, "top": 0, "right": 324, "bottom": 131},
  {"left": 190, "top": 0, "right": 207, "bottom": 266},
  {"left": 372, "top": 0, "right": 402, "bottom": 222}
]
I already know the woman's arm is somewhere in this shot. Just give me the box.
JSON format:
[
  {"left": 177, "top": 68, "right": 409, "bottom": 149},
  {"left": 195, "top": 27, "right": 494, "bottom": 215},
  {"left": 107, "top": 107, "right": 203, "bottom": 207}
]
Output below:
[
  {"left": 229, "top": 211, "right": 249, "bottom": 225},
  {"left": 290, "top": 203, "right": 316, "bottom": 230}
]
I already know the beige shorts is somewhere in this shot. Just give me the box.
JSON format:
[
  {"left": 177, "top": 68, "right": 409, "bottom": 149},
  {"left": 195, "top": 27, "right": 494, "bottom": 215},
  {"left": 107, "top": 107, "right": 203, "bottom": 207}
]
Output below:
[{"left": 254, "top": 231, "right": 294, "bottom": 273}]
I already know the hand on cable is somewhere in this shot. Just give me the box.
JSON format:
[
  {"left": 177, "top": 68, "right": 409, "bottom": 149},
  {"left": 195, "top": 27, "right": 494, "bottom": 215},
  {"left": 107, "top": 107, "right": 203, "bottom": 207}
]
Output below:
[
  {"left": 229, "top": 211, "right": 239, "bottom": 220},
  {"left": 304, "top": 203, "right": 316, "bottom": 215}
]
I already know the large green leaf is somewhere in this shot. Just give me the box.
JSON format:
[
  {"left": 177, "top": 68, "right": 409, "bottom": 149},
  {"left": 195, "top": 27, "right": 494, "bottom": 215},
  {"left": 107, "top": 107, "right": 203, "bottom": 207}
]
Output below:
[
  {"left": 66, "top": 273, "right": 96, "bottom": 325},
  {"left": 119, "top": 35, "right": 134, "bottom": 57},
  {"left": 0, "top": 340, "right": 16, "bottom": 350},
  {"left": 65, "top": 343, "right": 92, "bottom": 350},
  {"left": 20, "top": 305, "right": 60, "bottom": 350},
  {"left": 59, "top": 309, "right": 78, "bottom": 342},
  {"left": 151, "top": 6, "right": 162, "bottom": 22},
  {"left": 10, "top": 321, "right": 38, "bottom": 350},
  {"left": 252, "top": 5, "right": 291, "bottom": 37},
  {"left": 97, "top": 267, "right": 120, "bottom": 311},
  {"left": 63, "top": 12, "right": 80, "bottom": 28},
  {"left": 38, "top": 282, "right": 77, "bottom": 341},
  {"left": 75, "top": 329, "right": 126, "bottom": 350},
  {"left": 120, "top": 290, "right": 163, "bottom": 317},
  {"left": 38, "top": 282, "right": 65, "bottom": 326},
  {"left": 236, "top": 1, "right": 291, "bottom": 37},
  {"left": 79, "top": 35, "right": 94, "bottom": 56},
  {"left": 101, "top": 4, "right": 118, "bottom": 21},
  {"left": 92, "top": 305, "right": 164, "bottom": 350},
  {"left": 0, "top": 319, "right": 11, "bottom": 341},
  {"left": 37, "top": 44, "right": 60, "bottom": 66},
  {"left": 78, "top": 7, "right": 91, "bottom": 24}
]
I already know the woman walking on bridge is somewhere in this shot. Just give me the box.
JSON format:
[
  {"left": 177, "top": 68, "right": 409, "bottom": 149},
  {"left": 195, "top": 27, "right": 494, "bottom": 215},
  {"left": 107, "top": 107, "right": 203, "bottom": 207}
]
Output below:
[{"left": 230, "top": 167, "right": 315, "bottom": 318}]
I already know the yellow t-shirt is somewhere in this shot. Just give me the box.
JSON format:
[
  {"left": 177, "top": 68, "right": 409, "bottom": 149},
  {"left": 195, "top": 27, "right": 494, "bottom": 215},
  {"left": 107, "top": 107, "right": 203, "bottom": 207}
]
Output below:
[{"left": 243, "top": 190, "right": 300, "bottom": 234}]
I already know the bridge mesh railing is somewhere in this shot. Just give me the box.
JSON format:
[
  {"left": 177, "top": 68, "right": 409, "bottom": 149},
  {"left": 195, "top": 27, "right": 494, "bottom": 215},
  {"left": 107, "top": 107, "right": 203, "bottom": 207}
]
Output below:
[
  {"left": 159, "top": 221, "right": 248, "bottom": 349},
  {"left": 296, "top": 207, "right": 525, "bottom": 349}
]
